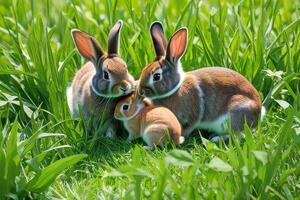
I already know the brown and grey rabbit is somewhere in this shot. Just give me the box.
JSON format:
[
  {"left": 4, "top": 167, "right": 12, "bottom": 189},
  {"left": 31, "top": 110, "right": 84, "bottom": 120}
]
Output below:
[
  {"left": 67, "top": 20, "right": 135, "bottom": 138},
  {"left": 114, "top": 91, "right": 184, "bottom": 150},
  {"left": 138, "top": 22, "right": 265, "bottom": 141}
]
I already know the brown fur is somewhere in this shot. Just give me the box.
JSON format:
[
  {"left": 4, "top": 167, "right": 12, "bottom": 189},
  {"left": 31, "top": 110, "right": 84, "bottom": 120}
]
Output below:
[
  {"left": 140, "top": 106, "right": 183, "bottom": 145},
  {"left": 152, "top": 74, "right": 202, "bottom": 131},
  {"left": 114, "top": 94, "right": 184, "bottom": 148},
  {"left": 138, "top": 22, "right": 262, "bottom": 137},
  {"left": 107, "top": 20, "right": 123, "bottom": 55},
  {"left": 150, "top": 22, "right": 167, "bottom": 58},
  {"left": 190, "top": 67, "right": 261, "bottom": 122},
  {"left": 70, "top": 62, "right": 121, "bottom": 133},
  {"left": 68, "top": 21, "right": 134, "bottom": 137}
]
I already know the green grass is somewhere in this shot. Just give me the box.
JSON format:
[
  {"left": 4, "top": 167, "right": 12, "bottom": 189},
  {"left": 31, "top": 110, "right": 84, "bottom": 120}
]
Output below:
[{"left": 0, "top": 0, "right": 299, "bottom": 199}]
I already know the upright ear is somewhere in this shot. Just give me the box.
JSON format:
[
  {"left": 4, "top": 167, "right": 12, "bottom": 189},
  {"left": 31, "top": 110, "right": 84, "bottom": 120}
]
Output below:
[
  {"left": 150, "top": 21, "right": 167, "bottom": 58},
  {"left": 142, "top": 98, "right": 152, "bottom": 107},
  {"left": 166, "top": 28, "right": 188, "bottom": 63},
  {"left": 71, "top": 29, "right": 105, "bottom": 62},
  {"left": 107, "top": 20, "right": 123, "bottom": 56}
]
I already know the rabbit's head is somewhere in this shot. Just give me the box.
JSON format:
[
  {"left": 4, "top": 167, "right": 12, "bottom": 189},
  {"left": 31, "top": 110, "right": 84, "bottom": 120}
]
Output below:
[
  {"left": 138, "top": 22, "right": 187, "bottom": 99},
  {"left": 114, "top": 91, "right": 148, "bottom": 121},
  {"left": 72, "top": 20, "right": 134, "bottom": 98}
]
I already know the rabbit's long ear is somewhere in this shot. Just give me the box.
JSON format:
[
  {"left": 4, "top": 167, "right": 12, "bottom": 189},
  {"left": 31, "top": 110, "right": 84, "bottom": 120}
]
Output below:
[
  {"left": 166, "top": 28, "right": 188, "bottom": 63},
  {"left": 150, "top": 21, "right": 167, "bottom": 58},
  {"left": 107, "top": 20, "right": 123, "bottom": 56},
  {"left": 71, "top": 29, "right": 105, "bottom": 62}
]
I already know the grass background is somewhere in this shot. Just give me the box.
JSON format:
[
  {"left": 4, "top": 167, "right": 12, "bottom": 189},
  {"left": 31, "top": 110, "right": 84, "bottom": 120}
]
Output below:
[{"left": 0, "top": 0, "right": 299, "bottom": 199}]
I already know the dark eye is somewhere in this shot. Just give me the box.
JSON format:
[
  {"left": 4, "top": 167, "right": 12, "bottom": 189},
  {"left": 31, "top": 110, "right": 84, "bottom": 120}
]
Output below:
[
  {"left": 103, "top": 71, "right": 109, "bottom": 80},
  {"left": 122, "top": 104, "right": 129, "bottom": 111},
  {"left": 153, "top": 73, "right": 161, "bottom": 81}
]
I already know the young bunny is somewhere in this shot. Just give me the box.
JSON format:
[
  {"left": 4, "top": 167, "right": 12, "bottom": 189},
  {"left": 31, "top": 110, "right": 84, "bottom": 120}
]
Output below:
[
  {"left": 138, "top": 22, "right": 264, "bottom": 141},
  {"left": 67, "top": 20, "right": 134, "bottom": 137},
  {"left": 114, "top": 92, "right": 184, "bottom": 149}
]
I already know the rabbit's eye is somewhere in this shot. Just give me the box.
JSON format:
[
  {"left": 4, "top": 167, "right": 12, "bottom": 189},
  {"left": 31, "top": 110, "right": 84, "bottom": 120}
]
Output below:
[
  {"left": 103, "top": 71, "right": 109, "bottom": 80},
  {"left": 153, "top": 73, "right": 161, "bottom": 82},
  {"left": 122, "top": 104, "right": 130, "bottom": 111}
]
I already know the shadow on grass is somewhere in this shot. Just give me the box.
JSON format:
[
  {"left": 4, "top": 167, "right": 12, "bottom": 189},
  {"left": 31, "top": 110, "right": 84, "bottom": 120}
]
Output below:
[
  {"left": 62, "top": 126, "right": 233, "bottom": 185},
  {"left": 86, "top": 129, "right": 214, "bottom": 156}
]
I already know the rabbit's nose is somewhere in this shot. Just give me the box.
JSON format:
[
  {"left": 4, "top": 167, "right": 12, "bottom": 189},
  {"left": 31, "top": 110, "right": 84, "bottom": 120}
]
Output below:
[
  {"left": 120, "top": 86, "right": 129, "bottom": 92},
  {"left": 120, "top": 81, "right": 130, "bottom": 92},
  {"left": 120, "top": 88, "right": 127, "bottom": 92}
]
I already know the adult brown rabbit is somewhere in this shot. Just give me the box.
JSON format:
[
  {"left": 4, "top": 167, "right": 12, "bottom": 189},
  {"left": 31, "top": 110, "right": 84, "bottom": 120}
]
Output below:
[
  {"left": 138, "top": 22, "right": 265, "bottom": 141},
  {"left": 67, "top": 20, "right": 134, "bottom": 137}
]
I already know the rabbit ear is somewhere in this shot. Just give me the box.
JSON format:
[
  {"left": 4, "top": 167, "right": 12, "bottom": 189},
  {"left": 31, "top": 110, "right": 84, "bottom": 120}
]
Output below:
[
  {"left": 71, "top": 29, "right": 105, "bottom": 62},
  {"left": 150, "top": 21, "right": 167, "bottom": 58},
  {"left": 107, "top": 20, "right": 123, "bottom": 56},
  {"left": 166, "top": 28, "right": 188, "bottom": 63},
  {"left": 142, "top": 98, "right": 152, "bottom": 107}
]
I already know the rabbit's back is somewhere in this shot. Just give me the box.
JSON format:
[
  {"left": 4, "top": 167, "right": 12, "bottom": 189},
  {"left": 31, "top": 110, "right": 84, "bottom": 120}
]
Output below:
[
  {"left": 189, "top": 67, "right": 261, "bottom": 122},
  {"left": 67, "top": 62, "right": 95, "bottom": 117}
]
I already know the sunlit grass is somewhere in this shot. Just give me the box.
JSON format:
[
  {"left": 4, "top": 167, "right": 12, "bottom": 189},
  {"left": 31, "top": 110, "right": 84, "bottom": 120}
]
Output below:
[{"left": 0, "top": 0, "right": 299, "bottom": 199}]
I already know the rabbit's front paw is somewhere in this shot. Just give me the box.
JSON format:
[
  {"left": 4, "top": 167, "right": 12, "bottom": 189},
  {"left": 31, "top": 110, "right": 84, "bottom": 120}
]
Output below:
[
  {"left": 106, "top": 126, "right": 116, "bottom": 138},
  {"left": 143, "top": 146, "right": 153, "bottom": 151}
]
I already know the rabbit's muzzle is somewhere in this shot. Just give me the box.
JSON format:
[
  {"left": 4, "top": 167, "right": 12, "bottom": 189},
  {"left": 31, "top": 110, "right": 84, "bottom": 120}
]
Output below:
[{"left": 119, "top": 80, "right": 133, "bottom": 94}]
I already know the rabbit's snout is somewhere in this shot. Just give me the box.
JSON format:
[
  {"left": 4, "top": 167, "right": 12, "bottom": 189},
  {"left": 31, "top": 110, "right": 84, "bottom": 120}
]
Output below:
[{"left": 119, "top": 80, "right": 132, "bottom": 93}]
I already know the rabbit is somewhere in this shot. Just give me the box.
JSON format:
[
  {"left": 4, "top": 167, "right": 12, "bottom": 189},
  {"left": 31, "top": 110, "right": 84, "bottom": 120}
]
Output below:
[
  {"left": 67, "top": 20, "right": 135, "bottom": 138},
  {"left": 137, "top": 22, "right": 264, "bottom": 141},
  {"left": 114, "top": 92, "right": 184, "bottom": 150}
]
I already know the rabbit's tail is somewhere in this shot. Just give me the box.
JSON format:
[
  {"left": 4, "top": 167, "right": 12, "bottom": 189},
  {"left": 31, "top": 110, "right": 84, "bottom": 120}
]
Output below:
[
  {"left": 66, "top": 86, "right": 73, "bottom": 112},
  {"left": 261, "top": 106, "right": 266, "bottom": 120}
]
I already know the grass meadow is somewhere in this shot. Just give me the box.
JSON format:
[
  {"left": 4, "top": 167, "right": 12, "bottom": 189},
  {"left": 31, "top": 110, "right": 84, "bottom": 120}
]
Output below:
[{"left": 0, "top": 0, "right": 300, "bottom": 199}]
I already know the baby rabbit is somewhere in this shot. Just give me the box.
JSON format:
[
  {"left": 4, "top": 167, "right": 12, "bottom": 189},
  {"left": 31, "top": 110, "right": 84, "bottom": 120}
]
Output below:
[
  {"left": 114, "top": 92, "right": 184, "bottom": 149},
  {"left": 67, "top": 20, "right": 134, "bottom": 137},
  {"left": 138, "top": 22, "right": 264, "bottom": 141}
]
